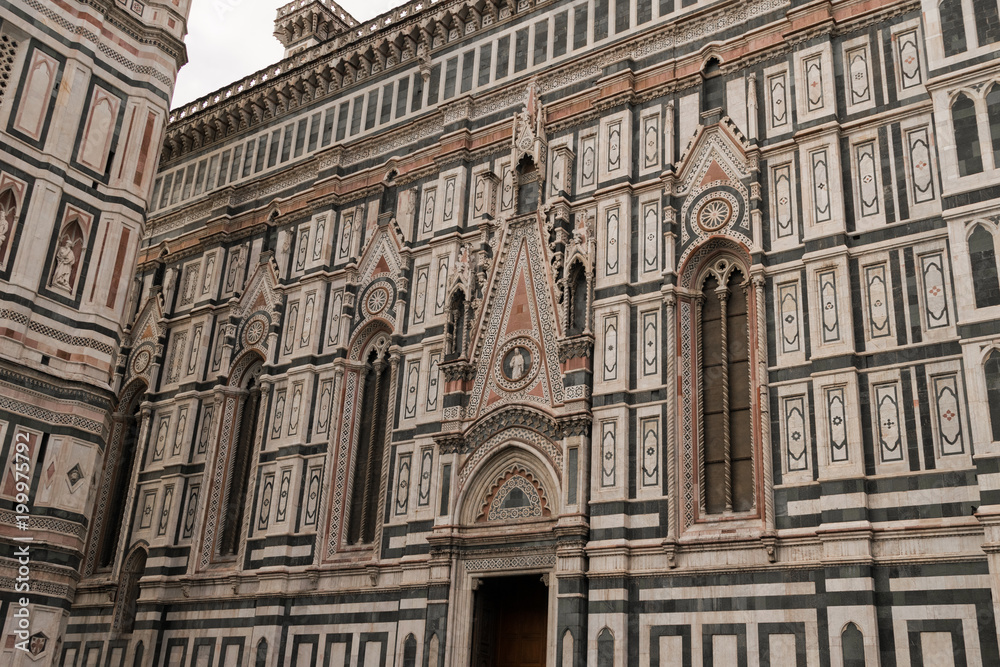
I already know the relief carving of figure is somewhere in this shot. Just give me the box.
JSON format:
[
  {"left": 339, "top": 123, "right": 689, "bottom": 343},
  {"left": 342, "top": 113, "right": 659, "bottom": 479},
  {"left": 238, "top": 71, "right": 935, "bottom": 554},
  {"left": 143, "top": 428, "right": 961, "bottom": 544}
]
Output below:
[{"left": 51, "top": 235, "right": 78, "bottom": 291}]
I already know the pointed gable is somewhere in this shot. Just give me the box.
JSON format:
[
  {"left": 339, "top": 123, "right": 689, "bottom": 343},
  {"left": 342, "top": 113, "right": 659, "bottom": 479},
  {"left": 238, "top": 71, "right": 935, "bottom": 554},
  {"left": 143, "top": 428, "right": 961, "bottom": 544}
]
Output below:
[{"left": 466, "top": 219, "right": 565, "bottom": 420}]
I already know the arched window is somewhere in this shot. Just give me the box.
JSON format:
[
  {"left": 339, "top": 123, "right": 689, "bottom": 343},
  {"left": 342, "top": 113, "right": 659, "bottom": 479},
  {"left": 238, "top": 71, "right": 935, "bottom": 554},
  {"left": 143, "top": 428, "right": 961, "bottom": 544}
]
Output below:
[
  {"left": 516, "top": 154, "right": 539, "bottom": 214},
  {"left": 597, "top": 627, "right": 614, "bottom": 667},
  {"left": 974, "top": 0, "right": 1000, "bottom": 47},
  {"left": 132, "top": 642, "right": 144, "bottom": 667},
  {"left": 219, "top": 361, "right": 263, "bottom": 556},
  {"left": 347, "top": 346, "right": 391, "bottom": 544},
  {"left": 255, "top": 639, "right": 268, "bottom": 667},
  {"left": 447, "top": 290, "right": 467, "bottom": 358},
  {"left": 702, "top": 57, "right": 724, "bottom": 112},
  {"left": 700, "top": 261, "right": 753, "bottom": 515},
  {"left": 99, "top": 388, "right": 144, "bottom": 568},
  {"left": 0, "top": 187, "right": 17, "bottom": 264},
  {"left": 402, "top": 634, "right": 417, "bottom": 667},
  {"left": 567, "top": 262, "right": 589, "bottom": 336},
  {"left": 969, "top": 226, "right": 1000, "bottom": 308},
  {"left": 114, "top": 547, "right": 146, "bottom": 635},
  {"left": 987, "top": 86, "right": 1000, "bottom": 168},
  {"left": 841, "top": 623, "right": 865, "bottom": 667},
  {"left": 940, "top": 0, "right": 968, "bottom": 56},
  {"left": 952, "top": 94, "right": 983, "bottom": 176},
  {"left": 986, "top": 350, "right": 1000, "bottom": 442}
]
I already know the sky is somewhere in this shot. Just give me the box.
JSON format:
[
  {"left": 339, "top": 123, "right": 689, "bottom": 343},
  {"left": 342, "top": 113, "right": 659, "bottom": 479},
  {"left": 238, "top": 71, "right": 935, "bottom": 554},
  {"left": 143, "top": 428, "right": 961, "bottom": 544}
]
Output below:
[{"left": 172, "top": 0, "right": 399, "bottom": 109}]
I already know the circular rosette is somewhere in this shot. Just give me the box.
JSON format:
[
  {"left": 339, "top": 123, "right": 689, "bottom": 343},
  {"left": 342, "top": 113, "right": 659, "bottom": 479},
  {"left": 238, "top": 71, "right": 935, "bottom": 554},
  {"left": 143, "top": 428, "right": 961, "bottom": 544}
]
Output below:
[
  {"left": 696, "top": 196, "right": 734, "bottom": 232},
  {"left": 130, "top": 347, "right": 151, "bottom": 375},
  {"left": 242, "top": 313, "right": 269, "bottom": 347},
  {"left": 495, "top": 337, "right": 541, "bottom": 392}
]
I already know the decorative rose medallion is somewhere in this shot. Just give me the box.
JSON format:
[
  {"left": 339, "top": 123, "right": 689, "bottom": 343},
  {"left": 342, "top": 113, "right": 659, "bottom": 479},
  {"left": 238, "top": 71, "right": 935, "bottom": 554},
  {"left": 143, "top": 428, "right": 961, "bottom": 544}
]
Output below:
[
  {"left": 244, "top": 317, "right": 266, "bottom": 346},
  {"left": 131, "top": 349, "right": 151, "bottom": 374},
  {"left": 697, "top": 197, "right": 733, "bottom": 232},
  {"left": 364, "top": 285, "right": 391, "bottom": 316}
]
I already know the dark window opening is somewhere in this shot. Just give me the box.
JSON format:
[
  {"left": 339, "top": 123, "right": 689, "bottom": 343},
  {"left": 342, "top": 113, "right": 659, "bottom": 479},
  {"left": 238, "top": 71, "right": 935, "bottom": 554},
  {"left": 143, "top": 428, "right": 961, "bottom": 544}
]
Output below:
[
  {"left": 219, "top": 363, "right": 262, "bottom": 556},
  {"left": 953, "top": 93, "right": 983, "bottom": 176},
  {"left": 347, "top": 347, "right": 391, "bottom": 545},
  {"left": 971, "top": 225, "right": 1000, "bottom": 308}
]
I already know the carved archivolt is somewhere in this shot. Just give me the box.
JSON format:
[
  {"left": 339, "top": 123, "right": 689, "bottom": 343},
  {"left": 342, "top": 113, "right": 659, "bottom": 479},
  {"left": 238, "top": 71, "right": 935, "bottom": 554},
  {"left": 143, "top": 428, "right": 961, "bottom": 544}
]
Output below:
[{"left": 475, "top": 465, "right": 550, "bottom": 523}]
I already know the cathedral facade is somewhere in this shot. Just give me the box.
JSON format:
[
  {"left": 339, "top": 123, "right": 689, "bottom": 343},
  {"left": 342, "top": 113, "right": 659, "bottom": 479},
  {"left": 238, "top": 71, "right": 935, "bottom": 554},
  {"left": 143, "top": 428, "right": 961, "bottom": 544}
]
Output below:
[{"left": 5, "top": 0, "right": 1000, "bottom": 664}]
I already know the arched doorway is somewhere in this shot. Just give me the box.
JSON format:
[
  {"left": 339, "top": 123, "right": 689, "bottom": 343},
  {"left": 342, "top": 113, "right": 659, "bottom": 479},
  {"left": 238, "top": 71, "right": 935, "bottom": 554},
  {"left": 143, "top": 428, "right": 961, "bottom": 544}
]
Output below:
[{"left": 451, "top": 442, "right": 561, "bottom": 667}]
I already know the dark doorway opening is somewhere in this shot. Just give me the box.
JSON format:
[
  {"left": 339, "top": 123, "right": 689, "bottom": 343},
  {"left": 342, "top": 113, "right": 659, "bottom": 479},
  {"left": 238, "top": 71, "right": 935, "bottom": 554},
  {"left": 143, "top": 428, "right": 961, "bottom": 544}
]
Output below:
[{"left": 470, "top": 574, "right": 549, "bottom": 667}]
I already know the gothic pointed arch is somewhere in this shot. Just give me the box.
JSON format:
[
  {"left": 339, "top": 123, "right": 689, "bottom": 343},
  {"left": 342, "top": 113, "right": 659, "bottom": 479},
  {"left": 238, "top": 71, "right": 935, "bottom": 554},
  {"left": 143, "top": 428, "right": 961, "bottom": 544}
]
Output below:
[
  {"left": 325, "top": 322, "right": 397, "bottom": 557},
  {"left": 84, "top": 292, "right": 165, "bottom": 575},
  {"left": 675, "top": 239, "right": 766, "bottom": 526},
  {"left": 196, "top": 350, "right": 266, "bottom": 568},
  {"left": 457, "top": 440, "right": 560, "bottom": 527},
  {"left": 111, "top": 543, "right": 147, "bottom": 636}
]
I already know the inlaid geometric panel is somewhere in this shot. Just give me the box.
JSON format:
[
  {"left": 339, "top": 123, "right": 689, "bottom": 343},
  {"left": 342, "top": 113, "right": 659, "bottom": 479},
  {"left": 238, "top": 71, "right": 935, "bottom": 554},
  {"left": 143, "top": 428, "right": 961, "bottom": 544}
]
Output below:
[
  {"left": 283, "top": 300, "right": 298, "bottom": 355},
  {"left": 303, "top": 466, "right": 321, "bottom": 526},
  {"left": 777, "top": 281, "right": 801, "bottom": 354},
  {"left": 417, "top": 447, "right": 433, "bottom": 507},
  {"left": 845, "top": 45, "right": 872, "bottom": 106},
  {"left": 602, "top": 313, "right": 618, "bottom": 382},
  {"left": 767, "top": 70, "right": 789, "bottom": 130},
  {"left": 919, "top": 252, "right": 950, "bottom": 330},
  {"left": 258, "top": 473, "right": 274, "bottom": 530},
  {"left": 640, "top": 417, "right": 659, "bottom": 487},
  {"left": 442, "top": 176, "right": 457, "bottom": 223},
  {"left": 810, "top": 149, "right": 832, "bottom": 223},
  {"left": 855, "top": 141, "right": 880, "bottom": 218},
  {"left": 642, "top": 113, "right": 660, "bottom": 171},
  {"left": 874, "top": 382, "right": 904, "bottom": 463},
  {"left": 275, "top": 468, "right": 291, "bottom": 523},
  {"left": 604, "top": 205, "right": 620, "bottom": 277},
  {"left": 270, "top": 389, "right": 286, "bottom": 440},
  {"left": 420, "top": 186, "right": 437, "bottom": 236},
  {"left": 803, "top": 54, "right": 825, "bottom": 112},
  {"left": 403, "top": 360, "right": 420, "bottom": 419},
  {"left": 395, "top": 453, "right": 411, "bottom": 515},
  {"left": 931, "top": 373, "right": 965, "bottom": 456},
  {"left": 826, "top": 387, "right": 849, "bottom": 462},
  {"left": 783, "top": 395, "right": 809, "bottom": 472},
  {"left": 771, "top": 163, "right": 795, "bottom": 239},
  {"left": 906, "top": 127, "right": 935, "bottom": 204},
  {"left": 641, "top": 310, "right": 658, "bottom": 377},
  {"left": 864, "top": 263, "right": 892, "bottom": 339},
  {"left": 183, "top": 484, "right": 200, "bottom": 538},
  {"left": 286, "top": 383, "right": 303, "bottom": 437},
  {"left": 600, "top": 420, "right": 616, "bottom": 488},
  {"left": 327, "top": 289, "right": 344, "bottom": 345},
  {"left": 434, "top": 256, "right": 449, "bottom": 315},
  {"left": 425, "top": 351, "right": 442, "bottom": 412},
  {"left": 337, "top": 210, "right": 355, "bottom": 261},
  {"left": 818, "top": 269, "right": 841, "bottom": 343},
  {"left": 896, "top": 29, "right": 923, "bottom": 90},
  {"left": 641, "top": 201, "right": 659, "bottom": 275},
  {"left": 411, "top": 266, "right": 428, "bottom": 325},
  {"left": 580, "top": 133, "right": 597, "bottom": 189},
  {"left": 299, "top": 292, "right": 316, "bottom": 348},
  {"left": 158, "top": 485, "right": 173, "bottom": 536},
  {"left": 315, "top": 379, "right": 333, "bottom": 436}
]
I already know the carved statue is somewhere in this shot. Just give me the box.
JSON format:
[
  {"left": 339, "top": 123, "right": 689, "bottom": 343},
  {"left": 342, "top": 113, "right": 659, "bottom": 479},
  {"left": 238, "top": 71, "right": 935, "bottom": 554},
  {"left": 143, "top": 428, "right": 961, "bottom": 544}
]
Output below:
[{"left": 51, "top": 235, "right": 77, "bottom": 291}]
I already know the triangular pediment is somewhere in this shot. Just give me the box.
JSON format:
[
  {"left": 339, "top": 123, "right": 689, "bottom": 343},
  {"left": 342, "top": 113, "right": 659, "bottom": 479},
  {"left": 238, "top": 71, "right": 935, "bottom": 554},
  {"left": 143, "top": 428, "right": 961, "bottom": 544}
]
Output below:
[
  {"left": 122, "top": 291, "right": 165, "bottom": 386},
  {"left": 351, "top": 223, "right": 405, "bottom": 335},
  {"left": 466, "top": 219, "right": 564, "bottom": 420},
  {"left": 674, "top": 119, "right": 751, "bottom": 195}
]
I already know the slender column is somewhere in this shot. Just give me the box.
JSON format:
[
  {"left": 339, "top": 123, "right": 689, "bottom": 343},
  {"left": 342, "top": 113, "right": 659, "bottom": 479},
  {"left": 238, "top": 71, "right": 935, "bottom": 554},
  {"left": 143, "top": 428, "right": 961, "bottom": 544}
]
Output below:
[
  {"left": 754, "top": 274, "right": 771, "bottom": 527},
  {"left": 717, "top": 284, "right": 731, "bottom": 513},
  {"left": 360, "top": 359, "right": 384, "bottom": 542},
  {"left": 695, "top": 295, "right": 706, "bottom": 514}
]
